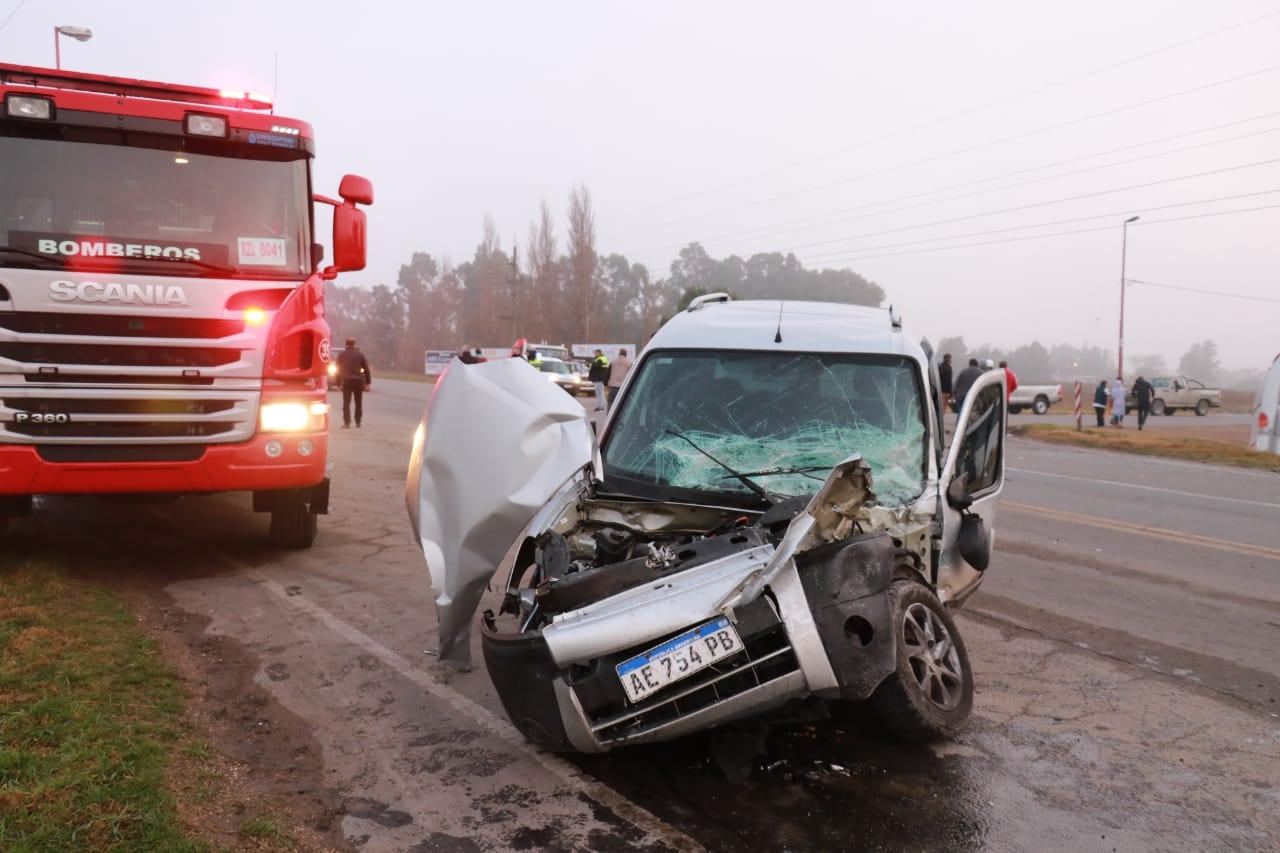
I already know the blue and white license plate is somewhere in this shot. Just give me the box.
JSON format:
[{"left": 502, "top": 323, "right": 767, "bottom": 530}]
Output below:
[{"left": 616, "top": 616, "right": 744, "bottom": 704}]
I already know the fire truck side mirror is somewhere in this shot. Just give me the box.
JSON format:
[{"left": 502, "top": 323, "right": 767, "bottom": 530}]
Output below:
[
  {"left": 338, "top": 174, "right": 374, "bottom": 205},
  {"left": 331, "top": 204, "right": 367, "bottom": 273}
]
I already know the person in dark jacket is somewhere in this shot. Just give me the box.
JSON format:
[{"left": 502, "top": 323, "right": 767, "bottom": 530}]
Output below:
[
  {"left": 1093, "top": 379, "right": 1108, "bottom": 428},
  {"left": 1133, "top": 375, "right": 1154, "bottom": 430},
  {"left": 457, "top": 345, "right": 479, "bottom": 365},
  {"left": 938, "top": 353, "right": 953, "bottom": 408},
  {"left": 336, "top": 337, "right": 372, "bottom": 428},
  {"left": 951, "top": 358, "right": 983, "bottom": 412}
]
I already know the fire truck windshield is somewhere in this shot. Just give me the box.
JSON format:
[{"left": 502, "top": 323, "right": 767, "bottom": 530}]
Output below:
[{"left": 0, "top": 135, "right": 312, "bottom": 279}]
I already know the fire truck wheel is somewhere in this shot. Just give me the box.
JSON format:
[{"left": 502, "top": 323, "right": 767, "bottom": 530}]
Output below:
[{"left": 270, "top": 500, "right": 318, "bottom": 549}]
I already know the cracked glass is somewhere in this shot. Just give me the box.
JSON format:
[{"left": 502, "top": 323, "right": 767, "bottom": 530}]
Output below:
[{"left": 602, "top": 349, "right": 927, "bottom": 506}]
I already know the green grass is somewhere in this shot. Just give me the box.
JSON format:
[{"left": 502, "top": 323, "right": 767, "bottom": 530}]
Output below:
[
  {"left": 1011, "top": 423, "right": 1280, "bottom": 471},
  {"left": 0, "top": 561, "right": 207, "bottom": 852}
]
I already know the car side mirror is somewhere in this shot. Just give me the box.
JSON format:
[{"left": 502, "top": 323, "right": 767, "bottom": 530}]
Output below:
[{"left": 946, "top": 476, "right": 973, "bottom": 510}]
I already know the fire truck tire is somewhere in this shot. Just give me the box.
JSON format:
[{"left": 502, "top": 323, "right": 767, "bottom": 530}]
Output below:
[{"left": 270, "top": 501, "right": 318, "bottom": 549}]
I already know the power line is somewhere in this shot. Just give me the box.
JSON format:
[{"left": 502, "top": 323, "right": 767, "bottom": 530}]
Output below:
[
  {"left": 798, "top": 188, "right": 1280, "bottom": 262},
  {"left": 0, "top": 0, "right": 26, "bottom": 34},
  {"left": 1126, "top": 278, "right": 1280, "bottom": 304},
  {"left": 785, "top": 156, "right": 1280, "bottom": 254},
  {"left": 641, "top": 117, "right": 1280, "bottom": 259},
  {"left": 616, "top": 7, "right": 1280, "bottom": 220},
  {"left": 632, "top": 61, "right": 1280, "bottom": 235},
  {"left": 795, "top": 203, "right": 1280, "bottom": 265}
]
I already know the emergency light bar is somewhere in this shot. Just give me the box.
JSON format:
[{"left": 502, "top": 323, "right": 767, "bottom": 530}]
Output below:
[{"left": 0, "top": 63, "right": 274, "bottom": 110}]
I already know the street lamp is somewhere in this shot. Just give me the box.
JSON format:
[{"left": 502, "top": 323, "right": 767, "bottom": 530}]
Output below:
[
  {"left": 54, "top": 25, "right": 93, "bottom": 69},
  {"left": 1117, "top": 215, "right": 1139, "bottom": 379}
]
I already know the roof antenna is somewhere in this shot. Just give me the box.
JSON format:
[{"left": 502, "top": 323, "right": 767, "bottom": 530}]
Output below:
[{"left": 774, "top": 300, "right": 784, "bottom": 343}]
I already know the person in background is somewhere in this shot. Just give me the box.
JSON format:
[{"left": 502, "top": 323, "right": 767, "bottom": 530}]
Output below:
[
  {"left": 951, "top": 358, "right": 983, "bottom": 412},
  {"left": 999, "top": 360, "right": 1018, "bottom": 401},
  {"left": 1133, "top": 375, "right": 1154, "bottom": 430},
  {"left": 1093, "top": 379, "right": 1108, "bottom": 427},
  {"left": 588, "top": 349, "right": 611, "bottom": 411},
  {"left": 336, "top": 337, "right": 372, "bottom": 428},
  {"left": 938, "top": 353, "right": 953, "bottom": 409},
  {"left": 606, "top": 348, "right": 632, "bottom": 406},
  {"left": 1110, "top": 376, "right": 1127, "bottom": 427},
  {"left": 457, "top": 345, "right": 478, "bottom": 365},
  {"left": 472, "top": 348, "right": 487, "bottom": 363}
]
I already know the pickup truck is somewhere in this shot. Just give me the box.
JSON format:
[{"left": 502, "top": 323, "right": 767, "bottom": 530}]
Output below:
[
  {"left": 1008, "top": 383, "right": 1063, "bottom": 415},
  {"left": 1128, "top": 376, "right": 1221, "bottom": 416}
]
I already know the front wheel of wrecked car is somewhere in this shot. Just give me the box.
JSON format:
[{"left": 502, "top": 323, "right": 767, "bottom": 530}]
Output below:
[{"left": 870, "top": 580, "right": 973, "bottom": 742}]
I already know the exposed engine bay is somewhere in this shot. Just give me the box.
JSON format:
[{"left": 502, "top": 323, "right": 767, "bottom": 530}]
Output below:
[{"left": 498, "top": 498, "right": 802, "bottom": 632}]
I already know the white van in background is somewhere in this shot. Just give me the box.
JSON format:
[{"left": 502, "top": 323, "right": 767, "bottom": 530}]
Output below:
[{"left": 1250, "top": 353, "right": 1280, "bottom": 454}]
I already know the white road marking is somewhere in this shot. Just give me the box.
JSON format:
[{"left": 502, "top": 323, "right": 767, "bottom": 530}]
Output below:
[
  {"left": 1007, "top": 467, "right": 1280, "bottom": 510},
  {"left": 245, "top": 569, "right": 702, "bottom": 852}
]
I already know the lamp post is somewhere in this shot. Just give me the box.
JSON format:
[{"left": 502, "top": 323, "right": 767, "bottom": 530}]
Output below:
[
  {"left": 1117, "top": 215, "right": 1139, "bottom": 379},
  {"left": 54, "top": 25, "right": 93, "bottom": 69}
]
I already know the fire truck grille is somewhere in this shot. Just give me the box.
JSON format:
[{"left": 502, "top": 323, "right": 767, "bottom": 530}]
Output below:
[
  {"left": 0, "top": 392, "right": 259, "bottom": 444},
  {"left": 0, "top": 342, "right": 240, "bottom": 368},
  {"left": 0, "top": 312, "right": 243, "bottom": 339},
  {"left": 9, "top": 421, "right": 238, "bottom": 439}
]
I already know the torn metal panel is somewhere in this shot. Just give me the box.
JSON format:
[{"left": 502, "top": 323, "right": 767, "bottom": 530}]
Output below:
[{"left": 404, "top": 357, "right": 594, "bottom": 668}]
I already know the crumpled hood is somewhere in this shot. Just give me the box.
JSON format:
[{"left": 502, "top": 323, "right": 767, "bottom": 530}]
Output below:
[{"left": 404, "top": 357, "right": 596, "bottom": 669}]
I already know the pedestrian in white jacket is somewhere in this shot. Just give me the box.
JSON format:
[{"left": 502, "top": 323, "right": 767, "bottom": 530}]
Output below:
[{"left": 1110, "top": 376, "right": 1126, "bottom": 427}]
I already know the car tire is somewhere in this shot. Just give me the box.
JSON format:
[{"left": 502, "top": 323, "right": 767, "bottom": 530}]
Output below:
[
  {"left": 1032, "top": 396, "right": 1050, "bottom": 415},
  {"left": 1007, "top": 406, "right": 1022, "bottom": 415},
  {"left": 1195, "top": 399, "right": 1210, "bottom": 416},
  {"left": 270, "top": 500, "right": 318, "bottom": 549},
  {"left": 869, "top": 580, "right": 973, "bottom": 742},
  {"left": 1152, "top": 399, "right": 1166, "bottom": 416}
]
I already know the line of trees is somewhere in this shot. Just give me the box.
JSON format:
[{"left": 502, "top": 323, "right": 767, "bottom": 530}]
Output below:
[
  {"left": 936, "top": 337, "right": 1226, "bottom": 385},
  {"left": 324, "top": 185, "right": 887, "bottom": 371}
]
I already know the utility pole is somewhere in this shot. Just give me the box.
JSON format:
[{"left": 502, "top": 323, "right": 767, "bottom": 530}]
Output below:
[{"left": 506, "top": 243, "right": 521, "bottom": 341}]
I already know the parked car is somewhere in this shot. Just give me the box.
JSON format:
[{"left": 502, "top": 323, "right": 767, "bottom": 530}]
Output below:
[
  {"left": 405, "top": 295, "right": 1008, "bottom": 754},
  {"left": 1007, "top": 383, "right": 1063, "bottom": 415},
  {"left": 539, "top": 357, "right": 590, "bottom": 395},
  {"left": 1127, "top": 376, "right": 1221, "bottom": 416},
  {"left": 1250, "top": 354, "right": 1280, "bottom": 454}
]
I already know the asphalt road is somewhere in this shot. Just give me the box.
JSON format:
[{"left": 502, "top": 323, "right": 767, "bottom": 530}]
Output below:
[{"left": 8, "top": 377, "right": 1278, "bottom": 852}]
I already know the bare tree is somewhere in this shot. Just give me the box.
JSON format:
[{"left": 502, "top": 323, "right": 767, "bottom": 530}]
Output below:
[
  {"left": 527, "top": 200, "right": 560, "bottom": 343},
  {"left": 567, "top": 185, "right": 597, "bottom": 341}
]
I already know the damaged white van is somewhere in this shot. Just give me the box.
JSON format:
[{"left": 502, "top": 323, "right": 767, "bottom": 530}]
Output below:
[{"left": 406, "top": 295, "right": 1007, "bottom": 753}]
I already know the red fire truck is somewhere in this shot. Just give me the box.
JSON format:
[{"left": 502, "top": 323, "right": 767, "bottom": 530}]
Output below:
[{"left": 0, "top": 63, "right": 373, "bottom": 548}]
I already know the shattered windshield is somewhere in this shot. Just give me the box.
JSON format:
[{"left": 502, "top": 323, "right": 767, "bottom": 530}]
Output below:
[{"left": 602, "top": 349, "right": 927, "bottom": 505}]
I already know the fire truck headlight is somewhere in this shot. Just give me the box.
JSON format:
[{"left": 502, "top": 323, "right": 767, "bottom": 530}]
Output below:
[
  {"left": 5, "top": 95, "right": 53, "bottom": 120},
  {"left": 185, "top": 113, "right": 228, "bottom": 137},
  {"left": 260, "top": 402, "right": 310, "bottom": 432},
  {"left": 264, "top": 440, "right": 284, "bottom": 458}
]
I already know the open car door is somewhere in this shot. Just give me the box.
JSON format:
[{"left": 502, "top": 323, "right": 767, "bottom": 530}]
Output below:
[
  {"left": 405, "top": 357, "right": 597, "bottom": 668},
  {"left": 936, "top": 369, "right": 1007, "bottom": 604}
]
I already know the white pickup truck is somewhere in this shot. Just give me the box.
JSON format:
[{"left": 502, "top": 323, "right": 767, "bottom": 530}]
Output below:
[
  {"left": 1128, "top": 376, "right": 1221, "bottom": 416},
  {"left": 1008, "top": 383, "right": 1063, "bottom": 415}
]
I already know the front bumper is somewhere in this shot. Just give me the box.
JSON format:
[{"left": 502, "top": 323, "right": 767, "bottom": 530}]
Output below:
[
  {"left": 0, "top": 431, "right": 328, "bottom": 495},
  {"left": 481, "top": 532, "right": 899, "bottom": 753}
]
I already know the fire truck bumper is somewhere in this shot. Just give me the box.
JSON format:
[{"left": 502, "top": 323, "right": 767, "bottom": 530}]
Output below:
[{"left": 0, "top": 434, "right": 328, "bottom": 496}]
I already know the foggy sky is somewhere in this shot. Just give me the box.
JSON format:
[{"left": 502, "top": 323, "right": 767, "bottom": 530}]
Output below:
[{"left": 5, "top": 0, "right": 1277, "bottom": 370}]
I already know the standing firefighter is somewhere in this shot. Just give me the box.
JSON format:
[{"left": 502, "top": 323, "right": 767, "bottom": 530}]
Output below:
[{"left": 336, "top": 337, "right": 372, "bottom": 428}]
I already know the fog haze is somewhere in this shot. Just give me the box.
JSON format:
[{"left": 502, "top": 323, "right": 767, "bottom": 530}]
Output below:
[{"left": 6, "top": 0, "right": 1277, "bottom": 370}]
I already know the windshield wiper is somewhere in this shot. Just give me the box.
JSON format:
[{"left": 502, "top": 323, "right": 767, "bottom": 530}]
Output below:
[
  {"left": 0, "top": 247, "right": 60, "bottom": 269},
  {"left": 718, "top": 465, "right": 830, "bottom": 483},
  {"left": 126, "top": 256, "right": 240, "bottom": 276},
  {"left": 663, "top": 429, "right": 773, "bottom": 504}
]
